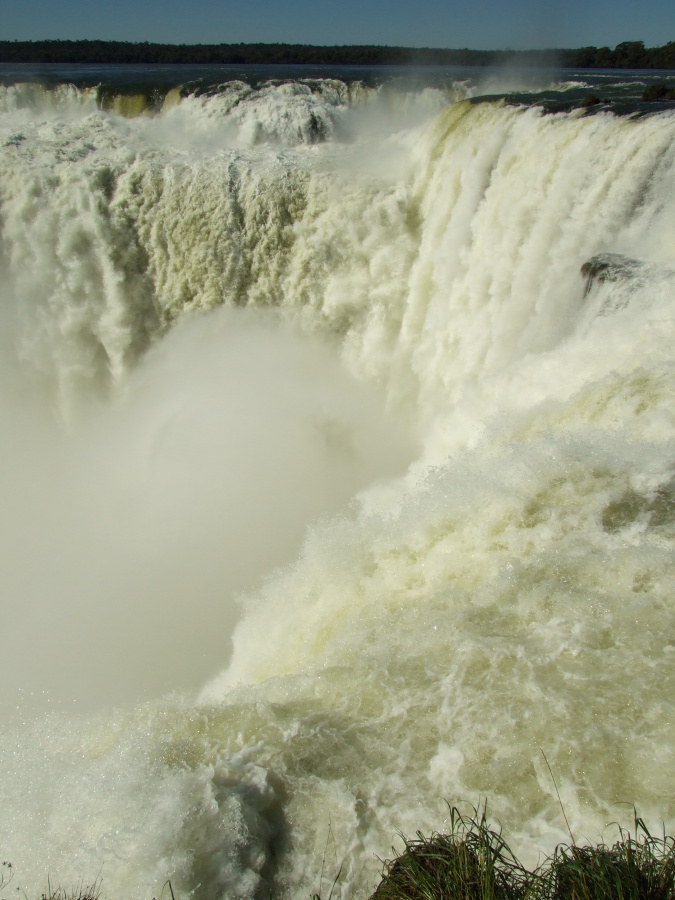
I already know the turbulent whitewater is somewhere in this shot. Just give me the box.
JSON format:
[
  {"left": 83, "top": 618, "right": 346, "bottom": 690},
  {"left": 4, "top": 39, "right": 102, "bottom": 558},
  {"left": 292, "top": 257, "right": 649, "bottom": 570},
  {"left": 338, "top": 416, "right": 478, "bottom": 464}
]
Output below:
[{"left": 0, "top": 66, "right": 674, "bottom": 898}]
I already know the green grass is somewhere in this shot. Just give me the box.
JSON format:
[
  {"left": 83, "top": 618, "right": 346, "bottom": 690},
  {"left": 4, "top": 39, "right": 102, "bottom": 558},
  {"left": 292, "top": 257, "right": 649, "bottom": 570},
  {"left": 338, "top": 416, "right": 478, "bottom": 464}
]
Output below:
[
  {"left": 0, "top": 865, "right": 180, "bottom": 900},
  {"left": 39, "top": 882, "right": 102, "bottom": 900},
  {"left": 542, "top": 818, "right": 675, "bottom": 900},
  {"left": 0, "top": 864, "right": 102, "bottom": 900},
  {"left": 371, "top": 806, "right": 529, "bottom": 900},
  {"left": 366, "top": 808, "right": 675, "bottom": 900}
]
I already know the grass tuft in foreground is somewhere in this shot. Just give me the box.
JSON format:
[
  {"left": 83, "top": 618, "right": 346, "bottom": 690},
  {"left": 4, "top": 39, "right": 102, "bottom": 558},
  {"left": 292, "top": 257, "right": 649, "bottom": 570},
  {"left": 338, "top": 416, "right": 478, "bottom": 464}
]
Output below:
[
  {"left": 370, "top": 806, "right": 529, "bottom": 900},
  {"left": 39, "top": 885, "right": 101, "bottom": 900},
  {"left": 0, "top": 866, "right": 102, "bottom": 900},
  {"left": 543, "top": 816, "right": 675, "bottom": 900},
  {"left": 367, "top": 808, "right": 675, "bottom": 900}
]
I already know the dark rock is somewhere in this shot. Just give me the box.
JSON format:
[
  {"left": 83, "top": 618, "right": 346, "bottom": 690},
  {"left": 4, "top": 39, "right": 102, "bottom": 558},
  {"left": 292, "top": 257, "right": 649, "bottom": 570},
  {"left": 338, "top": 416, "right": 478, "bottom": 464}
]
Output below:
[{"left": 581, "top": 253, "right": 646, "bottom": 295}]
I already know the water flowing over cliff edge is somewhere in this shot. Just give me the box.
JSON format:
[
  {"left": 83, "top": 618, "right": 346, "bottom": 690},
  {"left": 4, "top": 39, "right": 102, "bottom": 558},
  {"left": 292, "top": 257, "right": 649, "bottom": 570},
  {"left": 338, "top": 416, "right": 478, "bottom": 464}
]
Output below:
[{"left": 0, "top": 66, "right": 673, "bottom": 899}]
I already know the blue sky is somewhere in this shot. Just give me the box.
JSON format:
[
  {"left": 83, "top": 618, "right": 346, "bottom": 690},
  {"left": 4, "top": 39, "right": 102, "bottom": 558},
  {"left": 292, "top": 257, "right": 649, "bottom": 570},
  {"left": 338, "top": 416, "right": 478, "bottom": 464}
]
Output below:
[{"left": 1, "top": 0, "right": 674, "bottom": 50}]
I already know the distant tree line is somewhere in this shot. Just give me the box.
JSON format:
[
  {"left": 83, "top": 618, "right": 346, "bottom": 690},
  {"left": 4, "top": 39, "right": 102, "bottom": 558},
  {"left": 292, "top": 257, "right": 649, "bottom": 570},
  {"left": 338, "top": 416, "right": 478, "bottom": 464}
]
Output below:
[{"left": 0, "top": 39, "right": 674, "bottom": 69}]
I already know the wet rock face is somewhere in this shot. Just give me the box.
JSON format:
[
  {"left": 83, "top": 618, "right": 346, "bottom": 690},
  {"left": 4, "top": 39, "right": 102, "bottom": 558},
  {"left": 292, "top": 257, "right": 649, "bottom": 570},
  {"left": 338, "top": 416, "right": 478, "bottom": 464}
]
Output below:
[
  {"left": 580, "top": 253, "right": 675, "bottom": 316},
  {"left": 581, "top": 253, "right": 646, "bottom": 294}
]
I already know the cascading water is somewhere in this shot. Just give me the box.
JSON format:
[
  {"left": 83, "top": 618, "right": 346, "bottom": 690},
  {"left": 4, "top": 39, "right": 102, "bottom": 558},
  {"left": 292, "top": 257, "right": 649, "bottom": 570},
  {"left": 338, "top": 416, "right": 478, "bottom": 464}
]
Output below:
[{"left": 0, "top": 67, "right": 673, "bottom": 899}]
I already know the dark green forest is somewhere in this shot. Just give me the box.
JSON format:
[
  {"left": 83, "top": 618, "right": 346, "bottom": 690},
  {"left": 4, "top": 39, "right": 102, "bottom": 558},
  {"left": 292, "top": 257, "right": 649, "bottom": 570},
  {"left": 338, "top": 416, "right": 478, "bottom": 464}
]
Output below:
[{"left": 0, "top": 39, "right": 674, "bottom": 68}]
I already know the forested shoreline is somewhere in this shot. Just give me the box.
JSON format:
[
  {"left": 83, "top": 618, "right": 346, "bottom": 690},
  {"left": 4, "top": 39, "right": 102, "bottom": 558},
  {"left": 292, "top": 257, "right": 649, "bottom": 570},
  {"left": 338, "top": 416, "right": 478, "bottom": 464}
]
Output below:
[{"left": 0, "top": 39, "right": 674, "bottom": 68}]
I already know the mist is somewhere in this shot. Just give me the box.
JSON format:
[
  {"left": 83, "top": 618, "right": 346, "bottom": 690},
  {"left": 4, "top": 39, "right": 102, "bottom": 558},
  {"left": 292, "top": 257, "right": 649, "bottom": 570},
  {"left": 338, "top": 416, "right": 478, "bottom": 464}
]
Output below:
[{"left": 0, "top": 306, "right": 415, "bottom": 717}]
